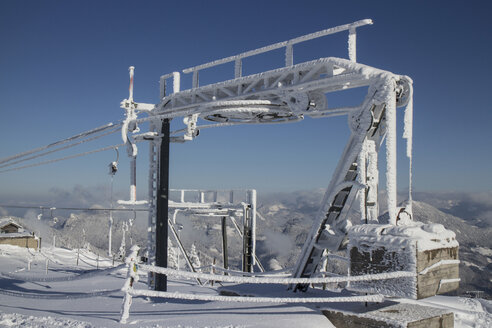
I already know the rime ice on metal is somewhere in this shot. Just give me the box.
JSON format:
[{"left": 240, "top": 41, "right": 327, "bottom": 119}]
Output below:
[{"left": 118, "top": 19, "right": 419, "bottom": 293}]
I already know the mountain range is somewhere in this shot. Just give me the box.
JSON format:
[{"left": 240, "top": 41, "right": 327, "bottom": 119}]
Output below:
[{"left": 4, "top": 189, "right": 491, "bottom": 299}]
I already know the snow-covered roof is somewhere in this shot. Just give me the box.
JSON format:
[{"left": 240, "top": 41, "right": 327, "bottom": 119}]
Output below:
[
  {"left": 0, "top": 218, "right": 23, "bottom": 229},
  {"left": 0, "top": 231, "right": 35, "bottom": 239}
]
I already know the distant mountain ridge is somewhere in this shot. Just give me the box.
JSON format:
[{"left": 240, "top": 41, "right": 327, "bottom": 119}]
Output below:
[{"left": 4, "top": 190, "right": 491, "bottom": 299}]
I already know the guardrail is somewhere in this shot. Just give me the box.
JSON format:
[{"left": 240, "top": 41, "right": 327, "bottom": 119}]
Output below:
[
  {"left": 160, "top": 19, "right": 373, "bottom": 93},
  {"left": 119, "top": 245, "right": 414, "bottom": 323}
]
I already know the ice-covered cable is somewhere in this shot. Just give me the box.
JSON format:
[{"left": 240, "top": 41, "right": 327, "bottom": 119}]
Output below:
[
  {"left": 0, "top": 122, "right": 120, "bottom": 166},
  {"left": 0, "top": 144, "right": 125, "bottom": 174},
  {"left": 0, "top": 126, "right": 120, "bottom": 169},
  {"left": 168, "top": 117, "right": 303, "bottom": 140},
  {"left": 129, "top": 289, "right": 385, "bottom": 304},
  {"left": 211, "top": 265, "right": 292, "bottom": 277},
  {"left": 1, "top": 264, "right": 125, "bottom": 282},
  {"left": 139, "top": 264, "right": 414, "bottom": 284},
  {"left": 0, "top": 287, "right": 121, "bottom": 299}
]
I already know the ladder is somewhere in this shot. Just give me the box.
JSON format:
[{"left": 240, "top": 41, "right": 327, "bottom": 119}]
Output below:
[{"left": 292, "top": 102, "right": 387, "bottom": 291}]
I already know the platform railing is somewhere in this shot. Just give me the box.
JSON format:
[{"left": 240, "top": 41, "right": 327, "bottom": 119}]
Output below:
[
  {"left": 160, "top": 19, "right": 373, "bottom": 92},
  {"left": 168, "top": 188, "right": 255, "bottom": 204}
]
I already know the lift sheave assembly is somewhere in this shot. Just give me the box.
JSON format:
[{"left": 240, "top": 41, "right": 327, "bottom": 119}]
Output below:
[{"left": 119, "top": 19, "right": 459, "bottom": 302}]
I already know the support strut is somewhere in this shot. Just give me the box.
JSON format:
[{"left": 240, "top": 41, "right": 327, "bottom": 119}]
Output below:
[{"left": 155, "top": 118, "right": 170, "bottom": 291}]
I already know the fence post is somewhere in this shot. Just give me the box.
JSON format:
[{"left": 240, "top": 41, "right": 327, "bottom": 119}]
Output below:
[
  {"left": 210, "top": 258, "right": 216, "bottom": 287},
  {"left": 120, "top": 245, "right": 140, "bottom": 324}
]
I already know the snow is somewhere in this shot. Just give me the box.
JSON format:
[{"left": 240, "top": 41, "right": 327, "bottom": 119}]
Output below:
[
  {"left": 463, "top": 260, "right": 483, "bottom": 269},
  {"left": 0, "top": 243, "right": 490, "bottom": 327},
  {"left": 418, "top": 260, "right": 460, "bottom": 275},
  {"left": 347, "top": 222, "right": 459, "bottom": 299},
  {"left": 0, "top": 218, "right": 22, "bottom": 229},
  {"left": 409, "top": 296, "right": 492, "bottom": 328},
  {"left": 0, "top": 245, "right": 332, "bottom": 327},
  {"left": 0, "top": 232, "right": 36, "bottom": 239},
  {"left": 323, "top": 302, "right": 453, "bottom": 327},
  {"left": 0, "top": 312, "right": 95, "bottom": 328},
  {"left": 472, "top": 246, "right": 492, "bottom": 257},
  {"left": 348, "top": 222, "right": 459, "bottom": 252}
]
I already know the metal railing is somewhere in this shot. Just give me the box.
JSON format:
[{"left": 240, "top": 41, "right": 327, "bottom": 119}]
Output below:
[{"left": 160, "top": 19, "right": 373, "bottom": 92}]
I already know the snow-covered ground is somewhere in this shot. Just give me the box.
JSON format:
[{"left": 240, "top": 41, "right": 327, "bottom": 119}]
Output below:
[
  {"left": 0, "top": 244, "right": 491, "bottom": 327},
  {"left": 0, "top": 245, "right": 332, "bottom": 327}
]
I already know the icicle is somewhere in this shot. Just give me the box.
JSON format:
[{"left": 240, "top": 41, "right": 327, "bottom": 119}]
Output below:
[{"left": 402, "top": 82, "right": 414, "bottom": 216}]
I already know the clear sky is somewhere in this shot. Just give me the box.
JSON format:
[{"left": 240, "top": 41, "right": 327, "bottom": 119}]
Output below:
[{"left": 0, "top": 0, "right": 491, "bottom": 203}]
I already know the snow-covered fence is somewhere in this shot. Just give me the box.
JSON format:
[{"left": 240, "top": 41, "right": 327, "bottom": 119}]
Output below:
[
  {"left": 119, "top": 247, "right": 415, "bottom": 323},
  {"left": 138, "top": 264, "right": 414, "bottom": 285},
  {"left": 2, "top": 264, "right": 125, "bottom": 283},
  {"left": 207, "top": 264, "right": 292, "bottom": 278}
]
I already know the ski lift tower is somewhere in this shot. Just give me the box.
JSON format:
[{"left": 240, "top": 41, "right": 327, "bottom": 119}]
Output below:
[{"left": 120, "top": 19, "right": 459, "bottom": 296}]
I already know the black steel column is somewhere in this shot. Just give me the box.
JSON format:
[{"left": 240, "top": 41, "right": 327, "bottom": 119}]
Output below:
[
  {"left": 221, "top": 216, "right": 229, "bottom": 272},
  {"left": 242, "top": 207, "right": 253, "bottom": 273},
  {"left": 155, "top": 118, "right": 170, "bottom": 291}
]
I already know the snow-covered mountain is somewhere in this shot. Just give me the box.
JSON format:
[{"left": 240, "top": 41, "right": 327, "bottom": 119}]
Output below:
[{"left": 6, "top": 189, "right": 492, "bottom": 299}]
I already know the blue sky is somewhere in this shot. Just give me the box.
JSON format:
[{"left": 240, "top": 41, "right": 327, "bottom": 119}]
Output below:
[{"left": 0, "top": 0, "right": 491, "bottom": 203}]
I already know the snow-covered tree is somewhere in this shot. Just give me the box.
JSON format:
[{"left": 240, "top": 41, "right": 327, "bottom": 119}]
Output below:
[
  {"left": 167, "top": 238, "right": 178, "bottom": 269},
  {"left": 189, "top": 243, "right": 201, "bottom": 272}
]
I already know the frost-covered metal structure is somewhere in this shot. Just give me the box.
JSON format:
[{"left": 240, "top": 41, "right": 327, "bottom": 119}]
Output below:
[
  {"left": 121, "top": 19, "right": 415, "bottom": 291},
  {"left": 167, "top": 189, "right": 260, "bottom": 275}
]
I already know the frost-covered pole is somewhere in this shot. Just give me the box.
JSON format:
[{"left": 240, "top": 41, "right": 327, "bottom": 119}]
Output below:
[
  {"left": 130, "top": 157, "right": 137, "bottom": 203},
  {"left": 221, "top": 216, "right": 229, "bottom": 271},
  {"left": 128, "top": 66, "right": 135, "bottom": 103},
  {"left": 348, "top": 27, "right": 356, "bottom": 62},
  {"left": 234, "top": 58, "right": 242, "bottom": 78},
  {"left": 365, "top": 140, "right": 379, "bottom": 222},
  {"left": 247, "top": 189, "right": 257, "bottom": 267},
  {"left": 403, "top": 81, "right": 414, "bottom": 216},
  {"left": 108, "top": 161, "right": 117, "bottom": 257},
  {"left": 120, "top": 245, "right": 140, "bottom": 324},
  {"left": 357, "top": 140, "right": 367, "bottom": 223},
  {"left": 120, "top": 66, "right": 139, "bottom": 206},
  {"left": 385, "top": 80, "right": 398, "bottom": 224},
  {"left": 108, "top": 196, "right": 113, "bottom": 256},
  {"left": 285, "top": 43, "right": 293, "bottom": 66},
  {"left": 173, "top": 72, "right": 180, "bottom": 93}
]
